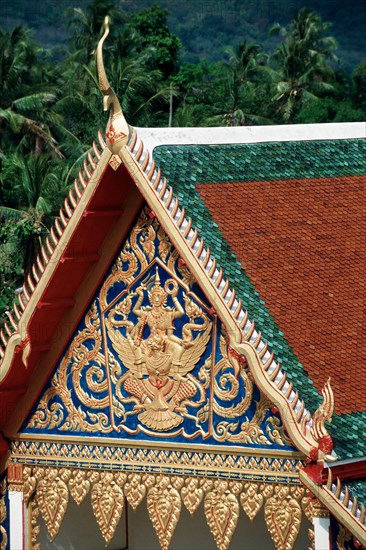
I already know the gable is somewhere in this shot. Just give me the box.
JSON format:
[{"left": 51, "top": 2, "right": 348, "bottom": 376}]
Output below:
[{"left": 21, "top": 206, "right": 296, "bottom": 457}]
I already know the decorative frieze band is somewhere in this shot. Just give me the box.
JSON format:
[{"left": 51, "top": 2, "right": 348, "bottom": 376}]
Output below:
[{"left": 21, "top": 465, "right": 313, "bottom": 550}]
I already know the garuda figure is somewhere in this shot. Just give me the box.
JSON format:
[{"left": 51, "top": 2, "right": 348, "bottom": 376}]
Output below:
[{"left": 106, "top": 269, "right": 211, "bottom": 431}]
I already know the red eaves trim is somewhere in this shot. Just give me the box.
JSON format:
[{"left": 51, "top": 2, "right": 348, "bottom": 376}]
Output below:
[{"left": 322, "top": 460, "right": 366, "bottom": 484}]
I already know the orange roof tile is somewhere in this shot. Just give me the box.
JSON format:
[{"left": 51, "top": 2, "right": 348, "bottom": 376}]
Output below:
[{"left": 197, "top": 176, "right": 366, "bottom": 415}]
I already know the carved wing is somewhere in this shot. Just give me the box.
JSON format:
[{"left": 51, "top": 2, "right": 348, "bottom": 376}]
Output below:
[
  {"left": 179, "top": 324, "right": 212, "bottom": 376},
  {"left": 105, "top": 319, "right": 147, "bottom": 376}
]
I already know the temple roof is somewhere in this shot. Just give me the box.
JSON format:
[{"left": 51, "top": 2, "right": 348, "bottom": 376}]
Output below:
[
  {"left": 0, "top": 119, "right": 365, "bottom": 544},
  {"left": 143, "top": 125, "right": 366, "bottom": 460}
]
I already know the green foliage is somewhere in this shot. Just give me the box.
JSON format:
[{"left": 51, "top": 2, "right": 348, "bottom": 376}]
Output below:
[
  {"left": 352, "top": 61, "right": 366, "bottom": 105},
  {"left": 126, "top": 6, "right": 182, "bottom": 77},
  {"left": 0, "top": 2, "right": 365, "bottom": 316}
]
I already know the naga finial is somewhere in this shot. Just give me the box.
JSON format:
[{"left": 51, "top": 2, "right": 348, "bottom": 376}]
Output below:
[
  {"left": 311, "top": 377, "right": 336, "bottom": 462},
  {"left": 96, "top": 16, "right": 129, "bottom": 154}
]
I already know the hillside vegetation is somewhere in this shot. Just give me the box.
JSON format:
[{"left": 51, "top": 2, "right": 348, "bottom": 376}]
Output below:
[
  {"left": 2, "top": 0, "right": 366, "bottom": 67},
  {"left": 0, "top": 0, "right": 365, "bottom": 319}
]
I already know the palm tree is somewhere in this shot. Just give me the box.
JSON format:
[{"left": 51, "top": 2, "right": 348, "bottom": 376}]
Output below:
[
  {"left": 206, "top": 42, "right": 274, "bottom": 126},
  {"left": 0, "top": 26, "right": 72, "bottom": 158},
  {"left": 270, "top": 9, "right": 338, "bottom": 122},
  {"left": 68, "top": 0, "right": 124, "bottom": 64},
  {"left": 0, "top": 152, "right": 68, "bottom": 276}
]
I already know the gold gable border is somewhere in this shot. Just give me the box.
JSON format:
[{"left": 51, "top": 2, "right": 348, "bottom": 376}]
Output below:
[{"left": 11, "top": 464, "right": 315, "bottom": 550}]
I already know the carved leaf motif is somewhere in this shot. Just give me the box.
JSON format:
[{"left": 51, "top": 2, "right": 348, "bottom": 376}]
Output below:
[
  {"left": 91, "top": 473, "right": 124, "bottom": 545},
  {"left": 37, "top": 474, "right": 69, "bottom": 541},
  {"left": 264, "top": 493, "right": 302, "bottom": 550},
  {"left": 124, "top": 473, "right": 146, "bottom": 510},
  {"left": 147, "top": 481, "right": 181, "bottom": 550},
  {"left": 204, "top": 484, "right": 239, "bottom": 550},
  {"left": 69, "top": 470, "right": 90, "bottom": 506},
  {"left": 23, "top": 467, "right": 37, "bottom": 506},
  {"left": 157, "top": 225, "right": 171, "bottom": 262},
  {"left": 181, "top": 478, "right": 204, "bottom": 515},
  {"left": 240, "top": 483, "right": 263, "bottom": 521}
]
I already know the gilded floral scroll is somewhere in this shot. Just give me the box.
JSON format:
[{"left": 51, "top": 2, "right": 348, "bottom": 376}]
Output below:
[
  {"left": 22, "top": 466, "right": 309, "bottom": 550},
  {"left": 25, "top": 207, "right": 293, "bottom": 451}
]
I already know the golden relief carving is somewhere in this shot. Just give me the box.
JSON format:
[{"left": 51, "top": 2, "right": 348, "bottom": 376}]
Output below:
[
  {"left": 124, "top": 473, "right": 146, "bottom": 510},
  {"left": 308, "top": 528, "right": 315, "bottom": 550},
  {"left": 0, "top": 480, "right": 7, "bottom": 550},
  {"left": 69, "top": 469, "right": 90, "bottom": 506},
  {"left": 26, "top": 206, "right": 293, "bottom": 449},
  {"left": 204, "top": 480, "right": 240, "bottom": 550},
  {"left": 147, "top": 476, "right": 181, "bottom": 550},
  {"left": 31, "top": 497, "right": 40, "bottom": 550},
  {"left": 240, "top": 482, "right": 263, "bottom": 521},
  {"left": 21, "top": 466, "right": 307, "bottom": 550},
  {"left": 36, "top": 468, "right": 69, "bottom": 541},
  {"left": 181, "top": 477, "right": 204, "bottom": 515},
  {"left": 264, "top": 485, "right": 302, "bottom": 550},
  {"left": 91, "top": 472, "right": 125, "bottom": 544},
  {"left": 336, "top": 525, "right": 353, "bottom": 550},
  {"left": 106, "top": 268, "right": 211, "bottom": 432},
  {"left": 28, "top": 303, "right": 111, "bottom": 434}
]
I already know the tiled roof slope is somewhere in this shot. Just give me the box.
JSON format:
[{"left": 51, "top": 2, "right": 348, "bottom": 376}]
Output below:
[
  {"left": 198, "top": 176, "right": 364, "bottom": 415},
  {"left": 348, "top": 479, "right": 366, "bottom": 503},
  {"left": 152, "top": 138, "right": 366, "bottom": 459}
]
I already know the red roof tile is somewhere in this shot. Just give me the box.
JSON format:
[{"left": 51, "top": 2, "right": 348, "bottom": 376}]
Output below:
[{"left": 197, "top": 176, "right": 366, "bottom": 415}]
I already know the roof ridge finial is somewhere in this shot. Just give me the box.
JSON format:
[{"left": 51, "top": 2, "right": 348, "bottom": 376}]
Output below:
[{"left": 96, "top": 16, "right": 129, "bottom": 154}]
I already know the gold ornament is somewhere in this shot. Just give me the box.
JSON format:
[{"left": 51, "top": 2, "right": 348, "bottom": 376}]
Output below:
[
  {"left": 181, "top": 478, "right": 204, "bottom": 515},
  {"left": 264, "top": 485, "right": 302, "bottom": 550},
  {"left": 204, "top": 480, "right": 239, "bottom": 550},
  {"left": 147, "top": 476, "right": 181, "bottom": 550},
  {"left": 37, "top": 469, "right": 69, "bottom": 541},
  {"left": 69, "top": 470, "right": 90, "bottom": 506},
  {"left": 31, "top": 497, "right": 40, "bottom": 550},
  {"left": 124, "top": 473, "right": 146, "bottom": 510},
  {"left": 336, "top": 525, "right": 353, "bottom": 550},
  {"left": 91, "top": 472, "right": 124, "bottom": 545},
  {"left": 240, "top": 482, "right": 263, "bottom": 521},
  {"left": 308, "top": 528, "right": 315, "bottom": 550},
  {"left": 106, "top": 267, "right": 211, "bottom": 432}
]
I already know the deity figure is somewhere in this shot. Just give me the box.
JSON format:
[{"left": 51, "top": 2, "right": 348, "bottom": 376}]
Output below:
[{"left": 106, "top": 268, "right": 211, "bottom": 431}]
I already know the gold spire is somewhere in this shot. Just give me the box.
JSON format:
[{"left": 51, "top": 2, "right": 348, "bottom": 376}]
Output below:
[{"left": 96, "top": 16, "right": 129, "bottom": 154}]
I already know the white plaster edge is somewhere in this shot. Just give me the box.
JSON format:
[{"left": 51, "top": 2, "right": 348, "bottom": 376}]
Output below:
[
  {"left": 313, "top": 517, "right": 330, "bottom": 550},
  {"left": 135, "top": 121, "right": 366, "bottom": 152},
  {"left": 9, "top": 491, "right": 24, "bottom": 550}
]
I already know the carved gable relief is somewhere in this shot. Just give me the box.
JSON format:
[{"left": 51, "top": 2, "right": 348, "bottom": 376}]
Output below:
[{"left": 24, "top": 207, "right": 294, "bottom": 450}]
